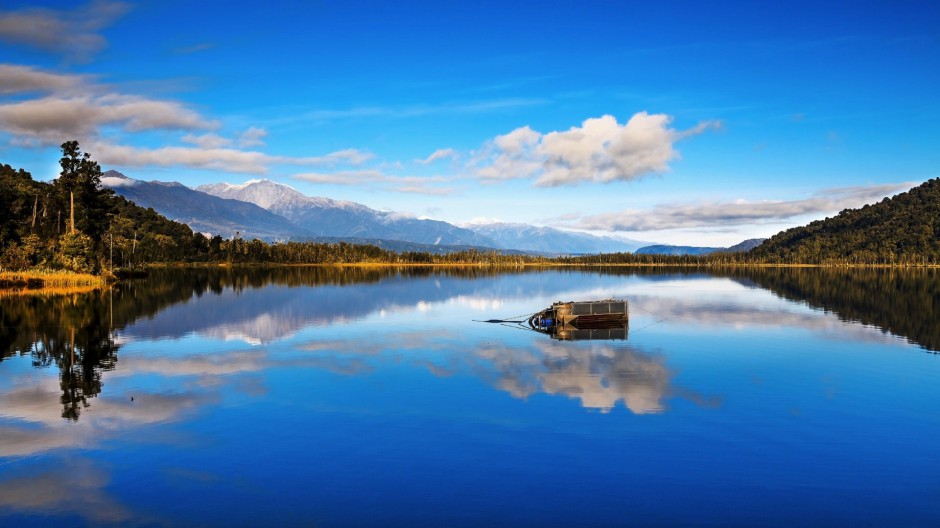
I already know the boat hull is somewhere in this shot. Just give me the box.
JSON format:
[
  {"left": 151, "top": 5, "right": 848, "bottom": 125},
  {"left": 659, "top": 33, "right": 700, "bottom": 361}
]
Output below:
[{"left": 529, "top": 299, "right": 629, "bottom": 340}]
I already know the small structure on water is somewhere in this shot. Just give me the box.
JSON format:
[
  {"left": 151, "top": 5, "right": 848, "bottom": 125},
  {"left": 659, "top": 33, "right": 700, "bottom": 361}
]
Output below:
[{"left": 528, "top": 299, "right": 629, "bottom": 341}]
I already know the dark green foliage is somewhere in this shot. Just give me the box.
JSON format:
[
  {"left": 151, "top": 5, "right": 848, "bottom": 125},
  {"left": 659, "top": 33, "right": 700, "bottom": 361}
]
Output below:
[
  {"left": 1, "top": 143, "right": 211, "bottom": 272},
  {"left": 3, "top": 144, "right": 939, "bottom": 271},
  {"left": 749, "top": 178, "right": 940, "bottom": 264}
]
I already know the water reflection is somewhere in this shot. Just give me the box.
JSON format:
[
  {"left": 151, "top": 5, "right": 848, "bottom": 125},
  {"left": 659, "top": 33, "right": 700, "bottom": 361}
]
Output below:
[
  {"left": 0, "top": 459, "right": 133, "bottom": 523},
  {"left": 719, "top": 267, "right": 940, "bottom": 353},
  {"left": 1, "top": 265, "right": 936, "bottom": 426},
  {"left": 1, "top": 266, "right": 939, "bottom": 526},
  {"left": 0, "top": 374, "right": 216, "bottom": 457},
  {"left": 1, "top": 290, "right": 120, "bottom": 421},
  {"left": 473, "top": 340, "right": 715, "bottom": 413},
  {"left": 290, "top": 331, "right": 717, "bottom": 414}
]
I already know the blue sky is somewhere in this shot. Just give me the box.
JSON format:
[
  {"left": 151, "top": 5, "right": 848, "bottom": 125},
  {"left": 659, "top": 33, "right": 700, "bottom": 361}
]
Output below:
[{"left": 1, "top": 0, "right": 938, "bottom": 245}]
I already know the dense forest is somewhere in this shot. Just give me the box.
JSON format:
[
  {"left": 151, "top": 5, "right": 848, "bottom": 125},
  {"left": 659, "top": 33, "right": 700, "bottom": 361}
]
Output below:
[
  {"left": 1, "top": 142, "right": 208, "bottom": 273},
  {"left": 2, "top": 143, "right": 939, "bottom": 272},
  {"left": 748, "top": 178, "right": 940, "bottom": 265}
]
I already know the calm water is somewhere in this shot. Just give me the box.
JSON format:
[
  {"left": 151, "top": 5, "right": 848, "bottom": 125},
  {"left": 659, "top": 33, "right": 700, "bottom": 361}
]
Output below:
[{"left": 1, "top": 267, "right": 938, "bottom": 527}]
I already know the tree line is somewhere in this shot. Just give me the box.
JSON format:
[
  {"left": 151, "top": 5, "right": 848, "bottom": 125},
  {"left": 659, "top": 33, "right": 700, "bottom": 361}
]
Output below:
[{"left": 2, "top": 142, "right": 938, "bottom": 273}]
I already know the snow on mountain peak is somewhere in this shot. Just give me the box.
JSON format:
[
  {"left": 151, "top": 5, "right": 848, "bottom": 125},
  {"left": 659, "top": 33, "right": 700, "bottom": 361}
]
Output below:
[{"left": 196, "top": 178, "right": 370, "bottom": 213}]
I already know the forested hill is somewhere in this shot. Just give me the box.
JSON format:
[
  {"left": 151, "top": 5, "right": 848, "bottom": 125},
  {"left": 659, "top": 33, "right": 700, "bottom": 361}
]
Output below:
[
  {"left": 1, "top": 154, "right": 213, "bottom": 272},
  {"left": 749, "top": 178, "right": 940, "bottom": 265}
]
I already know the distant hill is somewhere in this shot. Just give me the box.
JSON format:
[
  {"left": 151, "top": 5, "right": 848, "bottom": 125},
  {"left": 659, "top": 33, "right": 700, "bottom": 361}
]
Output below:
[
  {"left": 634, "top": 244, "right": 720, "bottom": 256},
  {"left": 748, "top": 178, "right": 940, "bottom": 264},
  {"left": 723, "top": 238, "right": 767, "bottom": 253},
  {"left": 197, "top": 179, "right": 498, "bottom": 247},
  {"left": 101, "top": 171, "right": 311, "bottom": 241},
  {"left": 464, "top": 222, "right": 652, "bottom": 254},
  {"left": 635, "top": 238, "right": 767, "bottom": 256}
]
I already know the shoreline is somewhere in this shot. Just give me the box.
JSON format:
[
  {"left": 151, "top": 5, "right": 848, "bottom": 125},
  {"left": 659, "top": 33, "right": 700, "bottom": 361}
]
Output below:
[{"left": 3, "top": 261, "right": 937, "bottom": 292}]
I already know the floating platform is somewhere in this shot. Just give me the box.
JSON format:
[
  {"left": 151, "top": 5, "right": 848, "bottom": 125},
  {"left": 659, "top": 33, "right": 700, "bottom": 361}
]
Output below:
[{"left": 529, "top": 299, "right": 629, "bottom": 341}]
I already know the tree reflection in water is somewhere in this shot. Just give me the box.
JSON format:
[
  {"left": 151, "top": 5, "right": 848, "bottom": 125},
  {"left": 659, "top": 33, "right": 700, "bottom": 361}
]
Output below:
[
  {"left": 0, "top": 266, "right": 529, "bottom": 421},
  {"left": 2, "top": 265, "right": 938, "bottom": 422}
]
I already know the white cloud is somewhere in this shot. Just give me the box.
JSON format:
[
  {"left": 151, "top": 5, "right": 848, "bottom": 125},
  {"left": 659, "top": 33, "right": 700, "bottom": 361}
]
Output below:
[
  {"left": 474, "top": 125, "right": 542, "bottom": 181},
  {"left": 0, "top": 94, "right": 215, "bottom": 144},
  {"left": 472, "top": 112, "right": 719, "bottom": 187},
  {"left": 571, "top": 182, "right": 914, "bottom": 232},
  {"left": 182, "top": 132, "right": 232, "bottom": 149},
  {"left": 311, "top": 148, "right": 374, "bottom": 166},
  {"left": 99, "top": 175, "right": 137, "bottom": 187},
  {"left": 88, "top": 141, "right": 373, "bottom": 174},
  {"left": 416, "top": 147, "right": 458, "bottom": 165},
  {"left": 0, "top": 64, "right": 88, "bottom": 95},
  {"left": 89, "top": 142, "right": 271, "bottom": 173},
  {"left": 0, "top": 1, "right": 130, "bottom": 62},
  {"left": 293, "top": 169, "right": 387, "bottom": 185},
  {"left": 238, "top": 126, "right": 267, "bottom": 147},
  {"left": 293, "top": 169, "right": 453, "bottom": 195},
  {"left": 395, "top": 185, "right": 453, "bottom": 196}
]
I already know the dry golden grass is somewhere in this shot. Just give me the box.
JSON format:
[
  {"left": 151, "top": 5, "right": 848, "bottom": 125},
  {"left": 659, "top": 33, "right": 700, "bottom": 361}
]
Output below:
[{"left": 0, "top": 270, "right": 106, "bottom": 290}]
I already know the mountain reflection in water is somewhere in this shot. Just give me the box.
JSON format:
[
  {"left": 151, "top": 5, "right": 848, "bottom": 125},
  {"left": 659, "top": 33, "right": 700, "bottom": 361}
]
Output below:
[
  {"left": 1, "top": 266, "right": 938, "bottom": 425},
  {"left": 1, "top": 266, "right": 939, "bottom": 527}
]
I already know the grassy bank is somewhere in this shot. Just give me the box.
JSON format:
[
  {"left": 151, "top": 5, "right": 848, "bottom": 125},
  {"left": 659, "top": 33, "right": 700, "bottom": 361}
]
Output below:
[{"left": 0, "top": 270, "right": 107, "bottom": 290}]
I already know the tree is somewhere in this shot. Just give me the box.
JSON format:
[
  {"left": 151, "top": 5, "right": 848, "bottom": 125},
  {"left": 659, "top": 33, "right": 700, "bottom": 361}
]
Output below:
[{"left": 58, "top": 140, "right": 82, "bottom": 235}]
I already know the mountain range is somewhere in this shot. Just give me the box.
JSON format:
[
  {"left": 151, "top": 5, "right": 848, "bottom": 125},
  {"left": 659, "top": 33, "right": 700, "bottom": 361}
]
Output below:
[
  {"left": 634, "top": 238, "right": 767, "bottom": 256},
  {"left": 464, "top": 222, "right": 651, "bottom": 254},
  {"left": 101, "top": 172, "right": 760, "bottom": 255},
  {"left": 100, "top": 171, "right": 307, "bottom": 241},
  {"left": 197, "top": 179, "right": 496, "bottom": 247}
]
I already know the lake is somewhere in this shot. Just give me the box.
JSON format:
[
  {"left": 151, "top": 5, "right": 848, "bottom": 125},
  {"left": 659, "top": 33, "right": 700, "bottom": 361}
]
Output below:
[{"left": 1, "top": 266, "right": 938, "bottom": 527}]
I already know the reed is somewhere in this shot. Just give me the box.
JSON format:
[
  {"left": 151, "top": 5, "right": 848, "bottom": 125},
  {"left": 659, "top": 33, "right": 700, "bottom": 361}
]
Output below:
[{"left": 0, "top": 270, "right": 106, "bottom": 290}]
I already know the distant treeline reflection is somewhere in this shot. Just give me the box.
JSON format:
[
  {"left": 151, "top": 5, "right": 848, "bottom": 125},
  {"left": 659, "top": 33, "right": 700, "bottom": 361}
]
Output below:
[
  {"left": 2, "top": 266, "right": 937, "bottom": 420},
  {"left": 0, "top": 266, "right": 534, "bottom": 420},
  {"left": 719, "top": 267, "right": 940, "bottom": 354},
  {"left": 589, "top": 266, "right": 940, "bottom": 353}
]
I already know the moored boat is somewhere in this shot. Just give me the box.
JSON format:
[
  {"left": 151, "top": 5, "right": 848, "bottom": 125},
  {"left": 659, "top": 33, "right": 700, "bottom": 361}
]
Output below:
[{"left": 529, "top": 299, "right": 629, "bottom": 341}]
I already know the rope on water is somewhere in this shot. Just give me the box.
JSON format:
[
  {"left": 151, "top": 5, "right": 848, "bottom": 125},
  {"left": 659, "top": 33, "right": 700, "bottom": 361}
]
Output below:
[
  {"left": 624, "top": 296, "right": 669, "bottom": 334},
  {"left": 473, "top": 310, "right": 540, "bottom": 324}
]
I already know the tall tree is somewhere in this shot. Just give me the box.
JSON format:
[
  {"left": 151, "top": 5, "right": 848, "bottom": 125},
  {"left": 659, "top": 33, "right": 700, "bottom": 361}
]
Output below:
[
  {"left": 76, "top": 150, "right": 111, "bottom": 240},
  {"left": 58, "top": 140, "right": 82, "bottom": 235}
]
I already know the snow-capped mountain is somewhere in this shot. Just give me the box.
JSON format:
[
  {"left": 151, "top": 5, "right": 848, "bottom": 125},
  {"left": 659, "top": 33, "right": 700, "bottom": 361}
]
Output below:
[
  {"left": 465, "top": 222, "right": 652, "bottom": 254},
  {"left": 101, "top": 171, "right": 312, "bottom": 241},
  {"left": 197, "top": 179, "right": 498, "bottom": 247}
]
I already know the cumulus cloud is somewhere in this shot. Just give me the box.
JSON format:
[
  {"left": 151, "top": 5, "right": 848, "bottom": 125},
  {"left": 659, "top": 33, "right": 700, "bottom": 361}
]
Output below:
[
  {"left": 0, "top": 64, "right": 88, "bottom": 95},
  {"left": 474, "top": 125, "right": 542, "bottom": 181},
  {"left": 238, "top": 126, "right": 267, "bottom": 147},
  {"left": 182, "top": 132, "right": 232, "bottom": 149},
  {"left": 0, "top": 94, "right": 215, "bottom": 144},
  {"left": 312, "top": 148, "right": 375, "bottom": 166},
  {"left": 87, "top": 142, "right": 270, "bottom": 173},
  {"left": 0, "top": 1, "right": 129, "bottom": 61},
  {"left": 571, "top": 182, "right": 914, "bottom": 232},
  {"left": 472, "top": 112, "right": 719, "bottom": 187},
  {"left": 87, "top": 141, "right": 373, "bottom": 174},
  {"left": 293, "top": 170, "right": 452, "bottom": 195},
  {"left": 416, "top": 147, "right": 458, "bottom": 164},
  {"left": 293, "top": 169, "right": 387, "bottom": 185}
]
